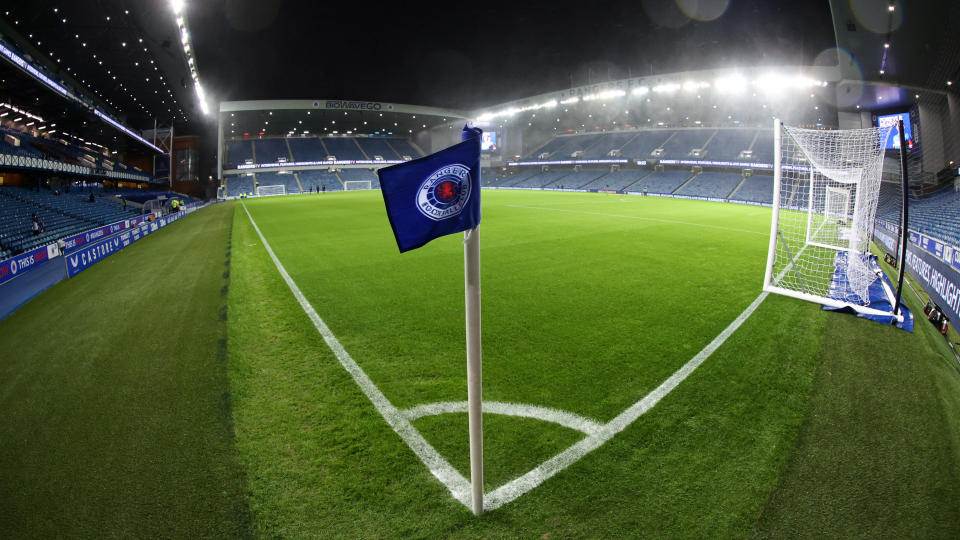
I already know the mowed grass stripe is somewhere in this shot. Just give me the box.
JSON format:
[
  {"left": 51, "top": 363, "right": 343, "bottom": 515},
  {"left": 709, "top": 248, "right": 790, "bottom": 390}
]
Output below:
[
  {"left": 240, "top": 191, "right": 765, "bottom": 421},
  {"left": 230, "top": 191, "right": 834, "bottom": 536},
  {"left": 0, "top": 202, "right": 251, "bottom": 538}
]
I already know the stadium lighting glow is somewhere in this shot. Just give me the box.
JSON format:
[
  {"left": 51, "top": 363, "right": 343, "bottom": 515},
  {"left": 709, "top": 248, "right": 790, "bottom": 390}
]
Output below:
[
  {"left": 652, "top": 83, "right": 681, "bottom": 93},
  {"left": 171, "top": 0, "right": 185, "bottom": 15},
  {"left": 631, "top": 86, "right": 649, "bottom": 96},
  {"left": 560, "top": 96, "right": 580, "bottom": 105},
  {"left": 714, "top": 75, "right": 747, "bottom": 93},
  {"left": 582, "top": 89, "right": 626, "bottom": 101},
  {"left": 683, "top": 81, "right": 710, "bottom": 92}
]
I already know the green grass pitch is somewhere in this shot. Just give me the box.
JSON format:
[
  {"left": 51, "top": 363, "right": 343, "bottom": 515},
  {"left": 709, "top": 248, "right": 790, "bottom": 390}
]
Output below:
[{"left": 1, "top": 190, "right": 959, "bottom": 538}]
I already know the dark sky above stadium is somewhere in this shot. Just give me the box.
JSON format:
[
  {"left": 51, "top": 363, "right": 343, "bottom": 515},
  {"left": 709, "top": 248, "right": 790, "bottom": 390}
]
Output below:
[{"left": 191, "top": 0, "right": 836, "bottom": 111}]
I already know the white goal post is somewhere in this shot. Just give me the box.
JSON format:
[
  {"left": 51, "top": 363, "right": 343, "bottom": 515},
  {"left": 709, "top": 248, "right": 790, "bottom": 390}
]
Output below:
[
  {"left": 344, "top": 180, "right": 373, "bottom": 190},
  {"left": 257, "top": 184, "right": 286, "bottom": 197},
  {"left": 763, "top": 118, "right": 903, "bottom": 321}
]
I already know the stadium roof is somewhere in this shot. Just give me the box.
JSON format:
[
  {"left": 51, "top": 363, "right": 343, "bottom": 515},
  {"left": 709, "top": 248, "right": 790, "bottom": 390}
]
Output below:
[{"left": 1, "top": 1, "right": 957, "bottom": 159}]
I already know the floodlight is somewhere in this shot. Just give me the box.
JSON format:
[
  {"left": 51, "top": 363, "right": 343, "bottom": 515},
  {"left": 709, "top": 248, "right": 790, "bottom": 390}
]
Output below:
[
  {"left": 714, "top": 75, "right": 747, "bottom": 94},
  {"left": 632, "top": 86, "right": 649, "bottom": 96},
  {"left": 171, "top": 0, "right": 185, "bottom": 15}
]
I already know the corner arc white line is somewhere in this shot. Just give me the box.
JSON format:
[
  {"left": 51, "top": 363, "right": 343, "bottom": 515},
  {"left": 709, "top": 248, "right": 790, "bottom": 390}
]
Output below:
[
  {"left": 402, "top": 401, "right": 604, "bottom": 436},
  {"left": 484, "top": 291, "right": 769, "bottom": 511},
  {"left": 240, "top": 202, "right": 474, "bottom": 509},
  {"left": 504, "top": 204, "right": 767, "bottom": 236}
]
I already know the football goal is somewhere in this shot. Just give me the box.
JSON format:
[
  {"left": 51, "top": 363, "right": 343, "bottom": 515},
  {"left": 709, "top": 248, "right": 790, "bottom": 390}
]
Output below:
[
  {"left": 763, "top": 118, "right": 905, "bottom": 321},
  {"left": 257, "top": 184, "right": 286, "bottom": 197},
  {"left": 344, "top": 180, "right": 373, "bottom": 191}
]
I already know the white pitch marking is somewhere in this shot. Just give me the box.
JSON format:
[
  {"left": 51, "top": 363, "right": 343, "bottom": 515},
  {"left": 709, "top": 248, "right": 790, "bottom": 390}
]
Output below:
[
  {"left": 402, "top": 401, "right": 604, "bottom": 436},
  {"left": 240, "top": 203, "right": 474, "bottom": 508},
  {"left": 243, "top": 200, "right": 768, "bottom": 512},
  {"left": 505, "top": 204, "right": 767, "bottom": 236}
]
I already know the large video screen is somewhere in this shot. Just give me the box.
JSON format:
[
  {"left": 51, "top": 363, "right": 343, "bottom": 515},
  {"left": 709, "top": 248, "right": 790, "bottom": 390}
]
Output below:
[
  {"left": 481, "top": 131, "right": 498, "bottom": 151},
  {"left": 877, "top": 112, "right": 913, "bottom": 150}
]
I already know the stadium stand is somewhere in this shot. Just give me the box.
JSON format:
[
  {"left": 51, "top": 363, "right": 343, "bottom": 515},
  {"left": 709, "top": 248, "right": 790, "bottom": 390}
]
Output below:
[
  {"left": 581, "top": 132, "right": 637, "bottom": 159},
  {"left": 580, "top": 170, "right": 650, "bottom": 191},
  {"left": 619, "top": 130, "right": 675, "bottom": 159},
  {"left": 633, "top": 170, "right": 695, "bottom": 194},
  {"left": 675, "top": 172, "right": 743, "bottom": 199},
  {"left": 876, "top": 185, "right": 960, "bottom": 246},
  {"left": 286, "top": 138, "right": 328, "bottom": 162},
  {"left": 498, "top": 168, "right": 543, "bottom": 187},
  {"left": 356, "top": 137, "right": 401, "bottom": 161},
  {"left": 729, "top": 175, "right": 774, "bottom": 203},
  {"left": 0, "top": 186, "right": 140, "bottom": 255},
  {"left": 386, "top": 138, "right": 423, "bottom": 159},
  {"left": 703, "top": 129, "right": 760, "bottom": 161},
  {"left": 513, "top": 128, "right": 778, "bottom": 164},
  {"left": 750, "top": 133, "right": 775, "bottom": 163},
  {"left": 338, "top": 168, "right": 379, "bottom": 188},
  {"left": 224, "top": 175, "right": 256, "bottom": 197},
  {"left": 514, "top": 169, "right": 571, "bottom": 188},
  {"left": 661, "top": 130, "right": 714, "bottom": 159},
  {"left": 322, "top": 138, "right": 366, "bottom": 161},
  {"left": 1, "top": 125, "right": 155, "bottom": 181},
  {"left": 226, "top": 140, "right": 254, "bottom": 168},
  {"left": 253, "top": 139, "right": 292, "bottom": 164},
  {"left": 255, "top": 172, "right": 300, "bottom": 193},
  {"left": 525, "top": 134, "right": 595, "bottom": 160},
  {"left": 298, "top": 170, "right": 343, "bottom": 191},
  {"left": 547, "top": 168, "right": 608, "bottom": 188}
]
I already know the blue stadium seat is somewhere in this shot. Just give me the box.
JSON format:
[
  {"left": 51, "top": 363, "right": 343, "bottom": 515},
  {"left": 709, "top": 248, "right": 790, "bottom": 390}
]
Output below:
[
  {"left": 355, "top": 138, "right": 401, "bottom": 160},
  {"left": 322, "top": 138, "right": 365, "bottom": 161},
  {"left": 675, "top": 172, "right": 743, "bottom": 199},
  {"left": 253, "top": 139, "right": 291, "bottom": 164},
  {"left": 633, "top": 170, "right": 694, "bottom": 194},
  {"left": 287, "top": 138, "right": 328, "bottom": 162},
  {"left": 226, "top": 140, "right": 254, "bottom": 168},
  {"left": 730, "top": 175, "right": 774, "bottom": 203}
]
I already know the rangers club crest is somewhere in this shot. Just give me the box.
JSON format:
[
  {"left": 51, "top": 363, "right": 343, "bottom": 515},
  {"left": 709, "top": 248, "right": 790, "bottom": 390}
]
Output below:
[{"left": 416, "top": 164, "right": 472, "bottom": 221}]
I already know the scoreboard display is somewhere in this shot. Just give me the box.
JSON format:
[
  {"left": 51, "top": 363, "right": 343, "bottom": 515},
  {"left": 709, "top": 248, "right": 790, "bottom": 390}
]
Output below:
[
  {"left": 877, "top": 112, "right": 913, "bottom": 150},
  {"left": 481, "top": 131, "right": 498, "bottom": 151}
]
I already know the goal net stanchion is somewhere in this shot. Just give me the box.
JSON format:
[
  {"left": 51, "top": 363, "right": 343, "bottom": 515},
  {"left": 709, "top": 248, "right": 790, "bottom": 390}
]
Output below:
[
  {"left": 344, "top": 180, "right": 373, "bottom": 191},
  {"left": 257, "top": 184, "right": 286, "bottom": 197},
  {"left": 763, "top": 118, "right": 905, "bottom": 322}
]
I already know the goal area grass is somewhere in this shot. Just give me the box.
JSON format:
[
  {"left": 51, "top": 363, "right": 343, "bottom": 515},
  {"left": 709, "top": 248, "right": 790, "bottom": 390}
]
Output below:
[{"left": 1, "top": 190, "right": 958, "bottom": 538}]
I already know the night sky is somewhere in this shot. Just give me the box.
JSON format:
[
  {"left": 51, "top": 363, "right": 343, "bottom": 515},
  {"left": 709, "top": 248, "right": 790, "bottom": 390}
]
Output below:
[{"left": 190, "top": 0, "right": 836, "bottom": 110}]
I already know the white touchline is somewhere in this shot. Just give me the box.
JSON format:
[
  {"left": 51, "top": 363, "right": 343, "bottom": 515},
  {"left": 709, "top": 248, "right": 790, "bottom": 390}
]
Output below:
[
  {"left": 240, "top": 203, "right": 474, "bottom": 507},
  {"left": 242, "top": 201, "right": 768, "bottom": 512},
  {"left": 505, "top": 204, "right": 768, "bottom": 236}
]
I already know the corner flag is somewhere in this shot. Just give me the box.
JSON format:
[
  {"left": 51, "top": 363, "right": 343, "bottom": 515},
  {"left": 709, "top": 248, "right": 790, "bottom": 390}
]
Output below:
[
  {"left": 377, "top": 126, "right": 482, "bottom": 252},
  {"left": 376, "top": 125, "right": 486, "bottom": 515}
]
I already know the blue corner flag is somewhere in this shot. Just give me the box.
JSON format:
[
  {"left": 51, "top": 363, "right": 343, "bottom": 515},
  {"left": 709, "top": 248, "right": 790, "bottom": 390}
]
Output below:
[{"left": 377, "top": 125, "right": 482, "bottom": 252}]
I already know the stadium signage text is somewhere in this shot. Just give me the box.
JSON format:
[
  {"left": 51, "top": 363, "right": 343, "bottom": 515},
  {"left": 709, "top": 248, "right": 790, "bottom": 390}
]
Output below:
[
  {"left": 325, "top": 100, "right": 388, "bottom": 111},
  {"left": 905, "top": 247, "right": 960, "bottom": 325},
  {"left": 235, "top": 159, "right": 405, "bottom": 170},
  {"left": 0, "top": 244, "right": 59, "bottom": 286}
]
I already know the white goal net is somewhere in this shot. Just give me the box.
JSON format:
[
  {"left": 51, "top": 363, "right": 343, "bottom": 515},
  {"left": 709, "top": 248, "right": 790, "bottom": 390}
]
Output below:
[
  {"left": 344, "top": 180, "right": 373, "bottom": 191},
  {"left": 763, "top": 119, "right": 898, "bottom": 318},
  {"left": 257, "top": 184, "right": 286, "bottom": 197}
]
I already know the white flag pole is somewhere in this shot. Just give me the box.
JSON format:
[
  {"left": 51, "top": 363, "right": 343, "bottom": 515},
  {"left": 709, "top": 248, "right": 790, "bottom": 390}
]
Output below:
[{"left": 463, "top": 225, "right": 483, "bottom": 515}]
